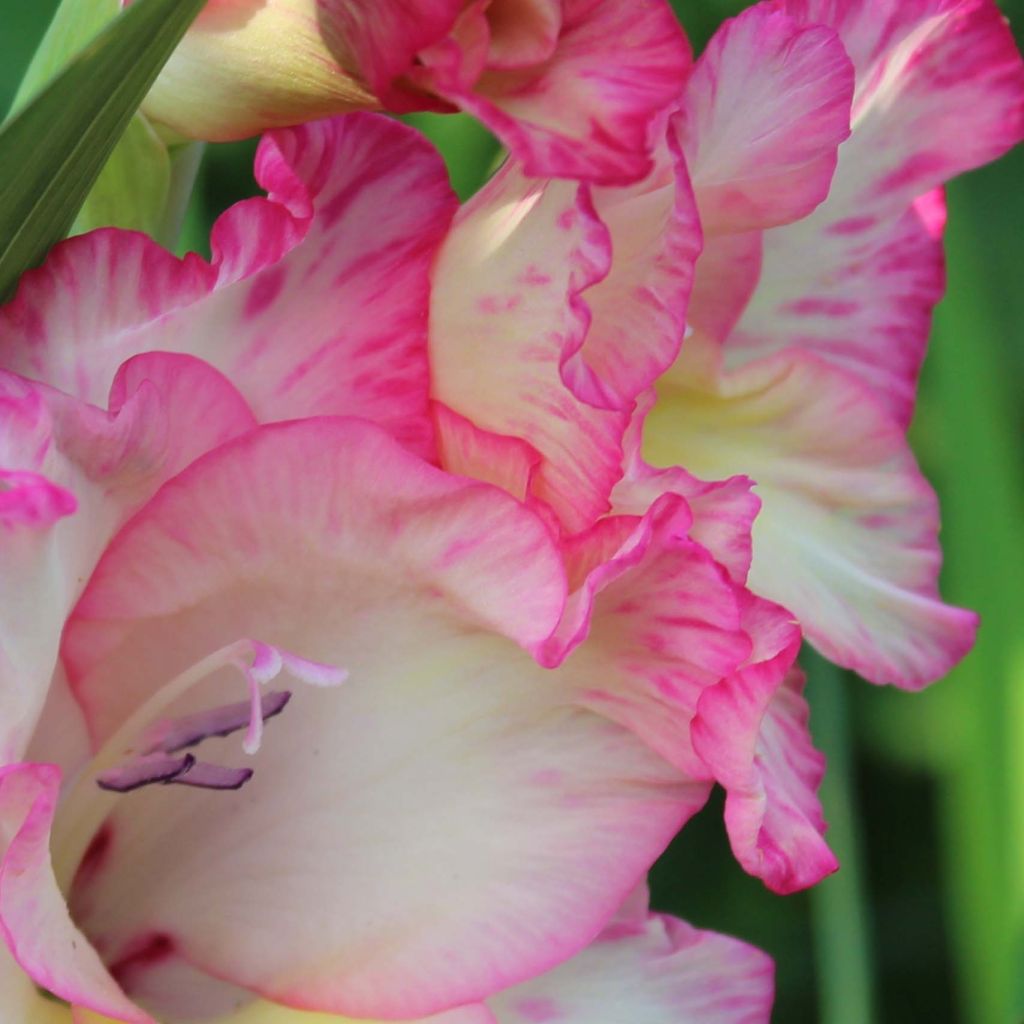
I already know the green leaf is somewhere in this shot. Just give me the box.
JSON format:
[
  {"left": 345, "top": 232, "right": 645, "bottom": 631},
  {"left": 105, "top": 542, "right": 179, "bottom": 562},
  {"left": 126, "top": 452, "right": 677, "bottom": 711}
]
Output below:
[
  {"left": 11, "top": 1, "right": 176, "bottom": 242},
  {"left": 0, "top": 0, "right": 205, "bottom": 300},
  {"left": 9, "top": 0, "right": 121, "bottom": 116},
  {"left": 70, "top": 113, "right": 171, "bottom": 237}
]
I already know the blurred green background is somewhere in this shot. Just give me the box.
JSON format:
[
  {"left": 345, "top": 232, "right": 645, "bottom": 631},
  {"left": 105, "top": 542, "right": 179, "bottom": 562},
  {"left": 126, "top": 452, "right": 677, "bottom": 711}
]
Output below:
[{"left": 2, "top": 2, "right": 1022, "bottom": 1021}]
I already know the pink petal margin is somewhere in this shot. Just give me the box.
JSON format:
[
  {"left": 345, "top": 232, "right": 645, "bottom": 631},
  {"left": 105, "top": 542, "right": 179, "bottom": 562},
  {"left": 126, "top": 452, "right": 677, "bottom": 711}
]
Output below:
[
  {"left": 419, "top": 0, "right": 693, "bottom": 183},
  {"left": 0, "top": 764, "right": 150, "bottom": 1022},
  {"left": 693, "top": 598, "right": 838, "bottom": 894}
]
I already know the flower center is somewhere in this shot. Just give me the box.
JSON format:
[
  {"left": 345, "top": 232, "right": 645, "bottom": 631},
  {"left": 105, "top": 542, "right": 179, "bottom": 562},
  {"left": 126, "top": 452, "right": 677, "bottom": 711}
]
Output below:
[
  {"left": 96, "top": 689, "right": 293, "bottom": 793},
  {"left": 51, "top": 639, "right": 346, "bottom": 894}
]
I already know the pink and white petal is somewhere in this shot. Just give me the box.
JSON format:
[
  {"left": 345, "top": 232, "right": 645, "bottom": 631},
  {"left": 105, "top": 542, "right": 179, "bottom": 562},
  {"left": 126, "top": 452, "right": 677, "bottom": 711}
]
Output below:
[
  {"left": 323, "top": 0, "right": 464, "bottom": 110},
  {"left": 0, "top": 231, "right": 216, "bottom": 405},
  {"left": 680, "top": 5, "right": 854, "bottom": 234},
  {"left": 421, "top": 0, "right": 691, "bottom": 183},
  {"left": 782, "top": 0, "right": 1024, "bottom": 213},
  {"left": 0, "top": 359, "right": 256, "bottom": 762},
  {"left": 0, "top": 763, "right": 149, "bottom": 1022},
  {"left": 576, "top": 121, "right": 702, "bottom": 408},
  {"left": 136, "top": 116, "right": 457, "bottom": 457},
  {"left": 543, "top": 494, "right": 752, "bottom": 778},
  {"left": 176, "top": 1001, "right": 497, "bottom": 1024},
  {"left": 726, "top": 182, "right": 946, "bottom": 424},
  {"left": 686, "top": 230, "right": 763, "bottom": 344},
  {"left": 647, "top": 338, "right": 977, "bottom": 688},
  {"left": 431, "top": 401, "right": 564, "bottom": 537},
  {"left": 614, "top": 388, "right": 760, "bottom": 584},
  {"left": 693, "top": 598, "right": 837, "bottom": 893},
  {"left": 60, "top": 419, "right": 701, "bottom": 1020},
  {"left": 65, "top": 418, "right": 567, "bottom": 740},
  {"left": 2, "top": 116, "right": 454, "bottom": 457},
  {"left": 612, "top": 446, "right": 760, "bottom": 586},
  {"left": 429, "top": 162, "right": 625, "bottom": 531},
  {"left": 728, "top": 0, "right": 1024, "bottom": 421},
  {"left": 432, "top": 401, "right": 541, "bottom": 505},
  {"left": 0, "top": 381, "right": 76, "bottom": 759},
  {"left": 489, "top": 910, "right": 774, "bottom": 1024}
]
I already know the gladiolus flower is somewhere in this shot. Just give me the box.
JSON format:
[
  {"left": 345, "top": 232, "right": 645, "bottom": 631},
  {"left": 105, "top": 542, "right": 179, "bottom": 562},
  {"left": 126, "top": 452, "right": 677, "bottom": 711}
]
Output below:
[
  {"left": 431, "top": 0, "right": 1024, "bottom": 695},
  {"left": 137, "top": 0, "right": 690, "bottom": 183},
  {"left": 0, "top": 114, "right": 785, "bottom": 1022}
]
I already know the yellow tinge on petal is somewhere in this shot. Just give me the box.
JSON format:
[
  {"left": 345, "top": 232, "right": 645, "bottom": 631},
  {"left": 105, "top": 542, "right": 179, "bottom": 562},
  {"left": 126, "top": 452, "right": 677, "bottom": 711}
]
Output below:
[
  {"left": 27, "top": 997, "right": 74, "bottom": 1024},
  {"left": 218, "top": 1003, "right": 377, "bottom": 1024},
  {"left": 142, "top": 0, "right": 378, "bottom": 141},
  {"left": 72, "top": 1004, "right": 379, "bottom": 1024}
]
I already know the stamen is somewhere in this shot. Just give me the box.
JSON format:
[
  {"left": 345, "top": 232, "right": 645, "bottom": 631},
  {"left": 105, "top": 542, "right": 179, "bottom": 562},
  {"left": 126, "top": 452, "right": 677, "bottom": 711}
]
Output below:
[
  {"left": 100, "top": 688, "right": 295, "bottom": 795},
  {"left": 236, "top": 644, "right": 348, "bottom": 755},
  {"left": 143, "top": 690, "right": 292, "bottom": 755},
  {"left": 53, "top": 639, "right": 347, "bottom": 893},
  {"left": 170, "top": 762, "right": 254, "bottom": 791},
  {"left": 96, "top": 753, "right": 256, "bottom": 793},
  {"left": 97, "top": 753, "right": 196, "bottom": 793}
]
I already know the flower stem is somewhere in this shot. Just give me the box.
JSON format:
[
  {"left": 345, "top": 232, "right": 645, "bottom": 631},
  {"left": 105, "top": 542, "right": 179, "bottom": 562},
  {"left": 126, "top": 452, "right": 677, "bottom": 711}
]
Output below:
[{"left": 805, "top": 649, "right": 878, "bottom": 1024}]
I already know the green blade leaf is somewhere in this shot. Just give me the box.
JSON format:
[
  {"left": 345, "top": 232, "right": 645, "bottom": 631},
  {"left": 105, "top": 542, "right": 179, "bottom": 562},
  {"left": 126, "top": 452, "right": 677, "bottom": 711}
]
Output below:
[
  {"left": 0, "top": 0, "right": 205, "bottom": 300},
  {"left": 9, "top": 0, "right": 121, "bottom": 116}
]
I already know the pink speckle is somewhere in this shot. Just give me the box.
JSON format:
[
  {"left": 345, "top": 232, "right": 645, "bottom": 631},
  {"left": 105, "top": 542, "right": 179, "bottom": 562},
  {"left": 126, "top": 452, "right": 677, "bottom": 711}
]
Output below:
[
  {"left": 437, "top": 535, "right": 483, "bottom": 569},
  {"left": 520, "top": 265, "right": 553, "bottom": 287},
  {"left": 783, "top": 298, "right": 859, "bottom": 317},
  {"left": 514, "top": 997, "right": 564, "bottom": 1022},
  {"left": 243, "top": 266, "right": 287, "bottom": 320},
  {"left": 875, "top": 152, "right": 949, "bottom": 196},
  {"left": 528, "top": 768, "right": 564, "bottom": 787},
  {"left": 827, "top": 215, "right": 877, "bottom": 235},
  {"left": 478, "top": 294, "right": 524, "bottom": 314},
  {"left": 861, "top": 513, "right": 898, "bottom": 530},
  {"left": 557, "top": 209, "right": 576, "bottom": 231}
]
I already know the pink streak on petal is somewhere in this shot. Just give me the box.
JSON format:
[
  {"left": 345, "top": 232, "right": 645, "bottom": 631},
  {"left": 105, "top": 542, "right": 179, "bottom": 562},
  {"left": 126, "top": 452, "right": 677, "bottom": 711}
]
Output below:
[
  {"left": 0, "top": 470, "right": 77, "bottom": 527},
  {"left": 724, "top": 0, "right": 1024, "bottom": 421},
  {"left": 681, "top": 5, "right": 854, "bottom": 233}
]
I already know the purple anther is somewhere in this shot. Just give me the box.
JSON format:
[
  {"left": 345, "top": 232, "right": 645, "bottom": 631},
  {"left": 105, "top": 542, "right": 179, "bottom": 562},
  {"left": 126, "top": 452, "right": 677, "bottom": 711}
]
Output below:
[
  {"left": 169, "top": 761, "right": 254, "bottom": 791},
  {"left": 143, "top": 690, "right": 292, "bottom": 755},
  {"left": 97, "top": 752, "right": 256, "bottom": 794},
  {"left": 97, "top": 753, "right": 196, "bottom": 793}
]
